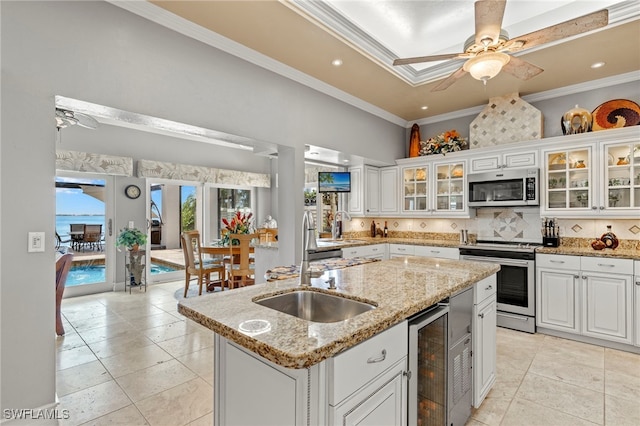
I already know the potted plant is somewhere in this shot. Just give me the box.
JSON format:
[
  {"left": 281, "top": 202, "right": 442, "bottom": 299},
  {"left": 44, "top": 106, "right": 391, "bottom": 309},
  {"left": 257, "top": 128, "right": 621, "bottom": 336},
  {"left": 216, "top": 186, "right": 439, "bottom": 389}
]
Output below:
[{"left": 116, "top": 227, "right": 147, "bottom": 285}]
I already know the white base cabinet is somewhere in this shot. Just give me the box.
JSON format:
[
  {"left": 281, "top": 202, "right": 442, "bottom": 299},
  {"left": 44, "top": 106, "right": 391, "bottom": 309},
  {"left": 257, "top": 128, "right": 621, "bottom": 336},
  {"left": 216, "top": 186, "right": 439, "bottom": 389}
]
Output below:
[
  {"left": 342, "top": 243, "right": 387, "bottom": 260},
  {"left": 214, "top": 322, "right": 408, "bottom": 426},
  {"left": 472, "top": 275, "right": 497, "bottom": 408},
  {"left": 634, "top": 260, "right": 640, "bottom": 347},
  {"left": 536, "top": 254, "right": 634, "bottom": 345}
]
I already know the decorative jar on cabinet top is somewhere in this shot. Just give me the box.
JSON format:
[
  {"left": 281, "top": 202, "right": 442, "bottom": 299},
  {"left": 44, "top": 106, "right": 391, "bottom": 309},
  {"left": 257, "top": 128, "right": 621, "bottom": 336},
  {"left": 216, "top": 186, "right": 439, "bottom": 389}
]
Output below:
[{"left": 561, "top": 105, "right": 592, "bottom": 135}]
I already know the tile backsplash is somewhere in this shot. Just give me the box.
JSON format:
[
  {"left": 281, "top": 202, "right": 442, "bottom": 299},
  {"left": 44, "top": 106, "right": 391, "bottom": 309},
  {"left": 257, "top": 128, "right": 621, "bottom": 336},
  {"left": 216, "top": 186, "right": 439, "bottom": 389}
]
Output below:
[{"left": 343, "top": 208, "right": 640, "bottom": 243}]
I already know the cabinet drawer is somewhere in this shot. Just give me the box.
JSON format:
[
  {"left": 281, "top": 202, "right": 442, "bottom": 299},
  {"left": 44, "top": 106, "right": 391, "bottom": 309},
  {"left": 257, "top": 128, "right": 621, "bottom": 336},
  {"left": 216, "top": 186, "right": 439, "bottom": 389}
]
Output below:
[
  {"left": 414, "top": 245, "right": 459, "bottom": 259},
  {"left": 536, "top": 254, "right": 580, "bottom": 270},
  {"left": 635, "top": 260, "right": 640, "bottom": 275},
  {"left": 580, "top": 257, "right": 633, "bottom": 275},
  {"left": 474, "top": 275, "right": 497, "bottom": 304},
  {"left": 389, "top": 244, "right": 414, "bottom": 256},
  {"left": 328, "top": 321, "right": 407, "bottom": 405}
]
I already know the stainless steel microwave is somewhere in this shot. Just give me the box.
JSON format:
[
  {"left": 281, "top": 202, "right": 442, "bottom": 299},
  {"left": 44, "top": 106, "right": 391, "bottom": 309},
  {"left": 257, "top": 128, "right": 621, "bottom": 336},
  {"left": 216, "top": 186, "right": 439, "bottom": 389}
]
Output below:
[{"left": 468, "top": 168, "right": 539, "bottom": 207}]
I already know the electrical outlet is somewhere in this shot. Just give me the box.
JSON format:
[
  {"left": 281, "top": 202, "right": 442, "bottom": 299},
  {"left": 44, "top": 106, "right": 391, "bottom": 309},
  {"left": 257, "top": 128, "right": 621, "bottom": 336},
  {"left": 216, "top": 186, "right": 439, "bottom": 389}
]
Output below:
[
  {"left": 28, "top": 232, "right": 45, "bottom": 253},
  {"left": 128, "top": 221, "right": 135, "bottom": 229}
]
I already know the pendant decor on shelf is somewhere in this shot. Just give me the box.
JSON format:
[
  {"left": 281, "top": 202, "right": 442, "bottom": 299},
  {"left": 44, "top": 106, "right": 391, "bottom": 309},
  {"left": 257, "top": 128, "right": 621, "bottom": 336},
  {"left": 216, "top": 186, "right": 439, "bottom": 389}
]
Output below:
[
  {"left": 469, "top": 92, "right": 542, "bottom": 148},
  {"left": 409, "top": 123, "right": 421, "bottom": 158},
  {"left": 591, "top": 99, "right": 640, "bottom": 131},
  {"left": 561, "top": 105, "right": 592, "bottom": 135}
]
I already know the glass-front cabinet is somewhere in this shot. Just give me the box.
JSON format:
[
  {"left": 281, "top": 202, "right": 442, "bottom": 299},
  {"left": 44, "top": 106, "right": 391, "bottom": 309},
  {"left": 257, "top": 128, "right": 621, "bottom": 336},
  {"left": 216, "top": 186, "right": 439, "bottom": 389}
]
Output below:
[
  {"left": 435, "top": 162, "right": 465, "bottom": 212},
  {"left": 543, "top": 146, "right": 593, "bottom": 212},
  {"left": 542, "top": 139, "right": 640, "bottom": 217},
  {"left": 401, "top": 160, "right": 467, "bottom": 216},
  {"left": 604, "top": 141, "right": 640, "bottom": 209},
  {"left": 402, "top": 165, "right": 429, "bottom": 213}
]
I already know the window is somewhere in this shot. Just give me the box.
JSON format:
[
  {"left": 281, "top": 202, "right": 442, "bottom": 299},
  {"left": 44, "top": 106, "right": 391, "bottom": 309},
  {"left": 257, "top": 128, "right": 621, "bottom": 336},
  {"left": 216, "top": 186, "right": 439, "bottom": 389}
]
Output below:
[{"left": 218, "top": 188, "right": 252, "bottom": 234}]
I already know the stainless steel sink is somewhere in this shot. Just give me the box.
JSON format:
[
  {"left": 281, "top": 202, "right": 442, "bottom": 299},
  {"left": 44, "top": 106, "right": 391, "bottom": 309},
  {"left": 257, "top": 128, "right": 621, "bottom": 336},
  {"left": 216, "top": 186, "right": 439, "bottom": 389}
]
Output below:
[{"left": 254, "top": 291, "right": 376, "bottom": 323}]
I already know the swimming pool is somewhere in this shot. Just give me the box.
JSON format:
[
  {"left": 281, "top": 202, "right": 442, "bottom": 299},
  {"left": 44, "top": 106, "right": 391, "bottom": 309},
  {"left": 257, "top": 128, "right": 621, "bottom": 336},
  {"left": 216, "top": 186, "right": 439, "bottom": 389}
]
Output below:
[{"left": 67, "top": 263, "right": 178, "bottom": 286}]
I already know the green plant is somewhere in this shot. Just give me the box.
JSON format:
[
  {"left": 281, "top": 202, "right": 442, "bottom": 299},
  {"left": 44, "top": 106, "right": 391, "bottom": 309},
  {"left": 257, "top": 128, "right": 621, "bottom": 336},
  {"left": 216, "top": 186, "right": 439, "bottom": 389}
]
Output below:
[{"left": 116, "top": 227, "right": 147, "bottom": 249}]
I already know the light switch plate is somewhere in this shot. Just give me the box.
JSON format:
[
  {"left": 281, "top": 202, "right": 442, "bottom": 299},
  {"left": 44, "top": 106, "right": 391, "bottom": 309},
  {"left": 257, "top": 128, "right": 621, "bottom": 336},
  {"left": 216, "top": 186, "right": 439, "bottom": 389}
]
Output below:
[{"left": 28, "top": 232, "right": 45, "bottom": 252}]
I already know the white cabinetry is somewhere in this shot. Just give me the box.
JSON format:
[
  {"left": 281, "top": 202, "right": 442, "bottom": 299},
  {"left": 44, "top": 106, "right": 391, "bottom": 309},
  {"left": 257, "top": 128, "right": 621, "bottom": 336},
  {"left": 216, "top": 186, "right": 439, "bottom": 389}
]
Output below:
[
  {"left": 470, "top": 150, "right": 538, "bottom": 173},
  {"left": 541, "top": 138, "right": 640, "bottom": 217},
  {"left": 398, "top": 159, "right": 469, "bottom": 217},
  {"left": 215, "top": 322, "right": 408, "bottom": 426},
  {"left": 342, "top": 243, "right": 387, "bottom": 260},
  {"left": 472, "top": 275, "right": 496, "bottom": 408},
  {"left": 414, "top": 245, "right": 459, "bottom": 260},
  {"left": 536, "top": 254, "right": 634, "bottom": 345},
  {"left": 329, "top": 322, "right": 408, "bottom": 425},
  {"left": 380, "top": 166, "right": 399, "bottom": 215},
  {"left": 348, "top": 165, "right": 398, "bottom": 216},
  {"left": 389, "top": 244, "right": 414, "bottom": 259}
]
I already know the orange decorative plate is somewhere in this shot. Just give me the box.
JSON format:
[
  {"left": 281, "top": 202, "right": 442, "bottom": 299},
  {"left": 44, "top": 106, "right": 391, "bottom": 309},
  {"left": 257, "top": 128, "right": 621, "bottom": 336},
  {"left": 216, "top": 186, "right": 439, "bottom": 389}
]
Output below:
[{"left": 591, "top": 99, "right": 640, "bottom": 131}]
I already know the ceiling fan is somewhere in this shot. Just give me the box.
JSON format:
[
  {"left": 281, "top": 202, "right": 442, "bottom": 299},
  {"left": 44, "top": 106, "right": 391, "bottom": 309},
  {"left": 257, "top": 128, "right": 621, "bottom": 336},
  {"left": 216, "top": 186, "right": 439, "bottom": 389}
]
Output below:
[
  {"left": 55, "top": 108, "right": 99, "bottom": 130},
  {"left": 393, "top": 0, "right": 608, "bottom": 91}
]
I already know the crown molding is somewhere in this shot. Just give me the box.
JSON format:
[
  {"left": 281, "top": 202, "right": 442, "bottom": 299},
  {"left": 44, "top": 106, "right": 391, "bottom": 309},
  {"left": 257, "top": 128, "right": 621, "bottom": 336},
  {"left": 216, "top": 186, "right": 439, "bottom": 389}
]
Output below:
[
  {"left": 107, "top": 0, "right": 407, "bottom": 127},
  {"left": 415, "top": 71, "right": 640, "bottom": 126}
]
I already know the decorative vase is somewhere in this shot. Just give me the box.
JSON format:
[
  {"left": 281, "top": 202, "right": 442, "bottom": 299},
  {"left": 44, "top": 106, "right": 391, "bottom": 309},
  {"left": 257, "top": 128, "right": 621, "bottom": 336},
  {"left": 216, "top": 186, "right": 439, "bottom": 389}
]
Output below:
[
  {"left": 127, "top": 249, "right": 144, "bottom": 285},
  {"left": 617, "top": 157, "right": 629, "bottom": 165},
  {"left": 561, "top": 105, "right": 592, "bottom": 135},
  {"left": 409, "top": 124, "right": 421, "bottom": 158},
  {"left": 575, "top": 160, "right": 586, "bottom": 168}
]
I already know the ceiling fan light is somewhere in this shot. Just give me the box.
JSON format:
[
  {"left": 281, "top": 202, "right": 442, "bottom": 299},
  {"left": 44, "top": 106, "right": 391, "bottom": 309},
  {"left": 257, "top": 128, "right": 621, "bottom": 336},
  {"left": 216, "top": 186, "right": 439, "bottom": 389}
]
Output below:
[{"left": 463, "top": 52, "right": 510, "bottom": 83}]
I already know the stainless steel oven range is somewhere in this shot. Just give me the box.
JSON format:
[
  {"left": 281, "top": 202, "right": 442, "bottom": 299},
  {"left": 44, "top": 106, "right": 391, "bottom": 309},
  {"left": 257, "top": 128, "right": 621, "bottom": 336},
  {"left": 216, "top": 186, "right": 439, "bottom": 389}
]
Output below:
[{"left": 460, "top": 241, "right": 538, "bottom": 333}]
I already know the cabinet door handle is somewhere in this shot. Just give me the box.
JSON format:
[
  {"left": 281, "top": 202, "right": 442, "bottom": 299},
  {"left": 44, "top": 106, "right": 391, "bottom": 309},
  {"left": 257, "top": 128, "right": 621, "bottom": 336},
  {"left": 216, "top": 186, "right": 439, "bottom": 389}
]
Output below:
[
  {"left": 431, "top": 250, "right": 440, "bottom": 254},
  {"left": 636, "top": 280, "right": 640, "bottom": 286},
  {"left": 582, "top": 276, "right": 587, "bottom": 280},
  {"left": 367, "top": 349, "right": 387, "bottom": 364},
  {"left": 597, "top": 263, "right": 615, "bottom": 268},
  {"left": 485, "top": 285, "right": 493, "bottom": 290},
  {"left": 550, "top": 260, "right": 565, "bottom": 264},
  {"left": 599, "top": 206, "right": 605, "bottom": 210},
  {"left": 574, "top": 275, "right": 580, "bottom": 279},
  {"left": 479, "top": 313, "right": 485, "bottom": 318},
  {"left": 398, "top": 248, "right": 406, "bottom": 251},
  {"left": 591, "top": 206, "right": 598, "bottom": 210},
  {"left": 372, "top": 248, "right": 378, "bottom": 252}
]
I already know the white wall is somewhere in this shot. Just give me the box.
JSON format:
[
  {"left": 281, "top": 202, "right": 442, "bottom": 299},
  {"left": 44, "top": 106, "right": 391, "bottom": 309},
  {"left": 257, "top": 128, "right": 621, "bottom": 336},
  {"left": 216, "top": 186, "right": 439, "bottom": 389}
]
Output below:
[{"left": 0, "top": 0, "right": 403, "bottom": 411}]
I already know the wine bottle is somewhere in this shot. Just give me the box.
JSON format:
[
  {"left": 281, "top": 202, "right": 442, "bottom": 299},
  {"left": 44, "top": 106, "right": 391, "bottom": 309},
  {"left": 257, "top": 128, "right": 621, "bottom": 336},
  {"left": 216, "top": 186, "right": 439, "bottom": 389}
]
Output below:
[
  {"left": 600, "top": 225, "right": 619, "bottom": 249},
  {"left": 370, "top": 221, "right": 376, "bottom": 238},
  {"left": 383, "top": 221, "right": 388, "bottom": 237}
]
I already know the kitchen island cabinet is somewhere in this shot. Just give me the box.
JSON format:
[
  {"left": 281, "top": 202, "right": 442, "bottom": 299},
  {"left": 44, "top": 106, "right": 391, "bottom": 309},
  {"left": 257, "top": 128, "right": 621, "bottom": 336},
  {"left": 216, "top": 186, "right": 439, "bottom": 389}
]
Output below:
[{"left": 179, "top": 257, "right": 499, "bottom": 425}]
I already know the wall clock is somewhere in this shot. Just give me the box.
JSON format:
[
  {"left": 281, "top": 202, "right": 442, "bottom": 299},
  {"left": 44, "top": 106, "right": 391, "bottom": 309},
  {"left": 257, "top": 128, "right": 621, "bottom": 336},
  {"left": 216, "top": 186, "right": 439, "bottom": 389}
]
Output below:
[{"left": 125, "top": 184, "right": 141, "bottom": 199}]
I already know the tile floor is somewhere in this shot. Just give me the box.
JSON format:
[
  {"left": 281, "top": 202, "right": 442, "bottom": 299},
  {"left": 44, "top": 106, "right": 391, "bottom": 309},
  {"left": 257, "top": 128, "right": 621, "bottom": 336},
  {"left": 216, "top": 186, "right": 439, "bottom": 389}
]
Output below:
[{"left": 56, "top": 281, "right": 640, "bottom": 426}]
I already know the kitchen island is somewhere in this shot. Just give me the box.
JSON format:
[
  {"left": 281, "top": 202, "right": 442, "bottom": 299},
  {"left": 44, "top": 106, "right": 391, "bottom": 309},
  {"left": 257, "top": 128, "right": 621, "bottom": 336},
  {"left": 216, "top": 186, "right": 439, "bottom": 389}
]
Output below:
[{"left": 178, "top": 257, "right": 499, "bottom": 425}]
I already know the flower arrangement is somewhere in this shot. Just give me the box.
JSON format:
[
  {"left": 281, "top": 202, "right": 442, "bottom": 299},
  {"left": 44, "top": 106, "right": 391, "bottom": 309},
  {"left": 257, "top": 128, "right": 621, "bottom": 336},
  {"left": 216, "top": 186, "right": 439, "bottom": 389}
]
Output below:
[
  {"left": 220, "top": 211, "right": 253, "bottom": 245},
  {"left": 115, "top": 227, "right": 147, "bottom": 250},
  {"left": 419, "top": 130, "right": 468, "bottom": 156}
]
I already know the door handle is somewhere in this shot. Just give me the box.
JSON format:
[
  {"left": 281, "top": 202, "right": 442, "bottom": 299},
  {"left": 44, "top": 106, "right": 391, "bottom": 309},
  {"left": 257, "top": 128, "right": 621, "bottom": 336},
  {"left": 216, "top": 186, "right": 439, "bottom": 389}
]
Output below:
[{"left": 108, "top": 218, "right": 113, "bottom": 236}]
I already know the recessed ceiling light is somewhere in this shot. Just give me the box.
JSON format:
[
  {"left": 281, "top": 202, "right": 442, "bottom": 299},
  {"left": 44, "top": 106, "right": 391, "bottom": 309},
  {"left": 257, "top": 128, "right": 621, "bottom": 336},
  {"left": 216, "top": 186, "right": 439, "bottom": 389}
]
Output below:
[
  {"left": 421, "top": 106, "right": 428, "bottom": 110},
  {"left": 331, "top": 59, "right": 343, "bottom": 67},
  {"left": 591, "top": 61, "right": 605, "bottom": 69}
]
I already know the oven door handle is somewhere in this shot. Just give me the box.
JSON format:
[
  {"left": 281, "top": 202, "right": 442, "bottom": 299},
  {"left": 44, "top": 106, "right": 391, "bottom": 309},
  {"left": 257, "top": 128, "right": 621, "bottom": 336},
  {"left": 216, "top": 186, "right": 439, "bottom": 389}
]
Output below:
[{"left": 460, "top": 255, "right": 530, "bottom": 267}]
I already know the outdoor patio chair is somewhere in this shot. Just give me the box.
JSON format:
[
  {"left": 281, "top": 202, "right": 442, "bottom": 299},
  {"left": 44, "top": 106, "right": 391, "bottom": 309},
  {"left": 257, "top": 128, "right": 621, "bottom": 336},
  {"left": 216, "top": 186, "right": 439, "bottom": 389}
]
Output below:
[
  {"left": 181, "top": 231, "right": 226, "bottom": 297},
  {"left": 55, "top": 253, "right": 73, "bottom": 336},
  {"left": 82, "top": 224, "right": 103, "bottom": 251},
  {"left": 69, "top": 223, "right": 84, "bottom": 250}
]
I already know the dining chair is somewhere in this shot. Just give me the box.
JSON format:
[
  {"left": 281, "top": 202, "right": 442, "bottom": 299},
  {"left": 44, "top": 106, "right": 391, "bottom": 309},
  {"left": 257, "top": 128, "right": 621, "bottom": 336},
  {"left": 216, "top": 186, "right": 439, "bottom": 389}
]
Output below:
[
  {"left": 227, "top": 233, "right": 259, "bottom": 289},
  {"left": 82, "top": 224, "right": 103, "bottom": 251},
  {"left": 181, "top": 230, "right": 226, "bottom": 297},
  {"left": 55, "top": 253, "right": 73, "bottom": 336},
  {"left": 258, "top": 228, "right": 278, "bottom": 243}
]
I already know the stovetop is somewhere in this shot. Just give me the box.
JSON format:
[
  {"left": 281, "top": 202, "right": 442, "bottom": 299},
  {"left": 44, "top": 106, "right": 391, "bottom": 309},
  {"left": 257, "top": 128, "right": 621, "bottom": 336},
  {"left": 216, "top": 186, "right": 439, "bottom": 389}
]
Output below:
[{"left": 462, "top": 240, "right": 542, "bottom": 253}]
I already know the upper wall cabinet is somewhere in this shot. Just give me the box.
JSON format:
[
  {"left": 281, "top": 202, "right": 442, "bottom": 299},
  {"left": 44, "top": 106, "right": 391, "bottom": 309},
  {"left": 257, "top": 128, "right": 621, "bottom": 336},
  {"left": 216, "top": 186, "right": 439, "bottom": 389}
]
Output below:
[
  {"left": 469, "top": 149, "right": 538, "bottom": 173},
  {"left": 541, "top": 136, "right": 640, "bottom": 218},
  {"left": 399, "top": 159, "right": 469, "bottom": 217},
  {"left": 348, "top": 165, "right": 398, "bottom": 216}
]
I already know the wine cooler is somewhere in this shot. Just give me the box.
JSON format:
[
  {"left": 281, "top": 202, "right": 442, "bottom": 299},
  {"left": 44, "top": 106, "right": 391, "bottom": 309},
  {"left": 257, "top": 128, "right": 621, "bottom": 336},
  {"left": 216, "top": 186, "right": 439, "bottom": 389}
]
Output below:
[
  {"left": 408, "top": 288, "right": 473, "bottom": 426},
  {"left": 408, "top": 304, "right": 448, "bottom": 426}
]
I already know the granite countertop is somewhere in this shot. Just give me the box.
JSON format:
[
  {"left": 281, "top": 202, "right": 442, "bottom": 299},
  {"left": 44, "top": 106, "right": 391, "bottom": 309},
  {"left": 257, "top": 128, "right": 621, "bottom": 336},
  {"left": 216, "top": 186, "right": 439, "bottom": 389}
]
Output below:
[
  {"left": 178, "top": 257, "right": 499, "bottom": 369},
  {"left": 312, "top": 237, "right": 460, "bottom": 252},
  {"left": 536, "top": 246, "right": 639, "bottom": 260}
]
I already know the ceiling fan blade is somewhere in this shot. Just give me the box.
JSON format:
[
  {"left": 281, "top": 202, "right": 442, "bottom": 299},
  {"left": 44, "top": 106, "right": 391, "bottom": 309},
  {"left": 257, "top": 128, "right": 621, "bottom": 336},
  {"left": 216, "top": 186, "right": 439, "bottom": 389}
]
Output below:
[
  {"left": 393, "top": 53, "right": 463, "bottom": 66},
  {"left": 504, "top": 9, "right": 608, "bottom": 52},
  {"left": 475, "top": 0, "right": 506, "bottom": 46},
  {"left": 501, "top": 56, "right": 543, "bottom": 80},
  {"left": 431, "top": 67, "right": 467, "bottom": 92}
]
